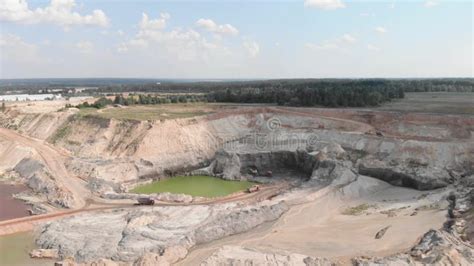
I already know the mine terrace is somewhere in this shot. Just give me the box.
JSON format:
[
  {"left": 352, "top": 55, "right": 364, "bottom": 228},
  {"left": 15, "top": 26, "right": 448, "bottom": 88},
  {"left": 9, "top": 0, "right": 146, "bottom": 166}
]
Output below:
[{"left": 0, "top": 78, "right": 473, "bottom": 265}]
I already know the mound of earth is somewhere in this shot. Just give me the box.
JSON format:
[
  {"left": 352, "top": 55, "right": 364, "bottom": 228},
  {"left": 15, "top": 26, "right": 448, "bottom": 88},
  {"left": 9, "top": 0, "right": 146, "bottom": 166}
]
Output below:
[{"left": 36, "top": 201, "right": 288, "bottom": 263}]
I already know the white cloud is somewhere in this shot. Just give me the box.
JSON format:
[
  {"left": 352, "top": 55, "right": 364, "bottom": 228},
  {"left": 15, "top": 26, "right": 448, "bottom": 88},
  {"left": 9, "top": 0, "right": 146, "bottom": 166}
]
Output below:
[
  {"left": 140, "top": 12, "right": 169, "bottom": 31},
  {"left": 117, "top": 30, "right": 124, "bottom": 36},
  {"left": 341, "top": 34, "right": 356, "bottom": 43},
  {"left": 306, "top": 33, "right": 356, "bottom": 50},
  {"left": 375, "top": 26, "right": 387, "bottom": 34},
  {"left": 0, "top": 33, "right": 40, "bottom": 63},
  {"left": 367, "top": 44, "right": 380, "bottom": 52},
  {"left": 118, "top": 13, "right": 231, "bottom": 62},
  {"left": 0, "top": 33, "right": 35, "bottom": 49},
  {"left": 424, "top": 1, "right": 439, "bottom": 8},
  {"left": 304, "top": 0, "right": 346, "bottom": 10},
  {"left": 243, "top": 41, "right": 260, "bottom": 57},
  {"left": 0, "top": 0, "right": 109, "bottom": 28},
  {"left": 76, "top": 41, "right": 93, "bottom": 53},
  {"left": 196, "top": 18, "right": 239, "bottom": 36}
]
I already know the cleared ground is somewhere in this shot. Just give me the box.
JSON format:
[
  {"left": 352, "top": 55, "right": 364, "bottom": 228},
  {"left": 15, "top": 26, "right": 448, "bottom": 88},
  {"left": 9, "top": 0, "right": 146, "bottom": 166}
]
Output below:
[
  {"left": 379, "top": 92, "right": 474, "bottom": 114},
  {"left": 78, "top": 103, "right": 220, "bottom": 121},
  {"left": 131, "top": 175, "right": 256, "bottom": 197}
]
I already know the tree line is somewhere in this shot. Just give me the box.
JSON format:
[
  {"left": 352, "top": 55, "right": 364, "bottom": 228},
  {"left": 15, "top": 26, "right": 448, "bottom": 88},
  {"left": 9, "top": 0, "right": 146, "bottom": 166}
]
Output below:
[
  {"left": 57, "top": 78, "right": 473, "bottom": 109},
  {"left": 207, "top": 82, "right": 405, "bottom": 107},
  {"left": 94, "top": 78, "right": 473, "bottom": 94},
  {"left": 69, "top": 94, "right": 207, "bottom": 109}
]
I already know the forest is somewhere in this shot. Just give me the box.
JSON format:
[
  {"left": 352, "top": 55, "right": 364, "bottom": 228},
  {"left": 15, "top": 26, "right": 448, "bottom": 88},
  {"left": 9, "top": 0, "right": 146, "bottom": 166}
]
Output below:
[
  {"left": 207, "top": 84, "right": 404, "bottom": 107},
  {"left": 3, "top": 78, "right": 473, "bottom": 108}
]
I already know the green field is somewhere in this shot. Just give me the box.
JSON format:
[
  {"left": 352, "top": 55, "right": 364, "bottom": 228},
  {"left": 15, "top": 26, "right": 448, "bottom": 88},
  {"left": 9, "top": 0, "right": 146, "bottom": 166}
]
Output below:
[
  {"left": 379, "top": 92, "right": 474, "bottom": 115},
  {"left": 78, "top": 103, "right": 217, "bottom": 121},
  {"left": 131, "top": 175, "right": 256, "bottom": 197},
  {"left": 0, "top": 232, "right": 53, "bottom": 266}
]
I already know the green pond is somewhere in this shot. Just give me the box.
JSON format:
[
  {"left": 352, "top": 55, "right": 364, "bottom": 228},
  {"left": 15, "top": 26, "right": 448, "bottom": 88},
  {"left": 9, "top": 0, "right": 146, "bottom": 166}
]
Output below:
[
  {"left": 0, "top": 232, "right": 53, "bottom": 266},
  {"left": 131, "top": 175, "right": 256, "bottom": 197}
]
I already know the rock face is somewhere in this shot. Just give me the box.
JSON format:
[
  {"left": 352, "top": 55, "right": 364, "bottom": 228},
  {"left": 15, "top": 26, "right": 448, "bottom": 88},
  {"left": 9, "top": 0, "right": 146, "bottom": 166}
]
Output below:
[
  {"left": 36, "top": 201, "right": 288, "bottom": 263},
  {"left": 358, "top": 158, "right": 451, "bottom": 190},
  {"left": 194, "top": 202, "right": 288, "bottom": 244},
  {"left": 201, "top": 245, "right": 333, "bottom": 266},
  {"left": 354, "top": 229, "right": 474, "bottom": 265},
  {"left": 209, "top": 148, "right": 318, "bottom": 181},
  {"left": 211, "top": 150, "right": 241, "bottom": 180},
  {"left": 13, "top": 158, "right": 76, "bottom": 208},
  {"left": 445, "top": 175, "right": 474, "bottom": 244},
  {"left": 133, "top": 246, "right": 188, "bottom": 266},
  {"left": 29, "top": 248, "right": 59, "bottom": 259},
  {"left": 375, "top": 226, "right": 391, "bottom": 239}
]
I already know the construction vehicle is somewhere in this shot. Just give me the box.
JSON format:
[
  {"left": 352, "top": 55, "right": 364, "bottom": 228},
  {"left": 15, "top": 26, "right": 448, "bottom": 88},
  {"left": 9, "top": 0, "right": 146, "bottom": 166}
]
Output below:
[{"left": 136, "top": 197, "right": 155, "bottom": 205}]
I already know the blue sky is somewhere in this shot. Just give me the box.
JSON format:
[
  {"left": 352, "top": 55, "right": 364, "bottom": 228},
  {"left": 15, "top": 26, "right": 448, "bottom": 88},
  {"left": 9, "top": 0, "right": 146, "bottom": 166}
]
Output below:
[{"left": 0, "top": 0, "right": 472, "bottom": 79}]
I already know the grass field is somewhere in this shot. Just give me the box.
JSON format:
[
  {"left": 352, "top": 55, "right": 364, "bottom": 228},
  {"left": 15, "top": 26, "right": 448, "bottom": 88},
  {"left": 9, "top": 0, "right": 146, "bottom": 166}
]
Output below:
[
  {"left": 379, "top": 92, "right": 474, "bottom": 114},
  {"left": 131, "top": 175, "right": 256, "bottom": 197},
  {"left": 78, "top": 103, "right": 219, "bottom": 121}
]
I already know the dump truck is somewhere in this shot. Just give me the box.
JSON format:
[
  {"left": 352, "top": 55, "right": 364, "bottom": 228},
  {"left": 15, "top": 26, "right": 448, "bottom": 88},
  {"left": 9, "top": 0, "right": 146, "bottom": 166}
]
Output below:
[{"left": 136, "top": 197, "right": 155, "bottom": 205}]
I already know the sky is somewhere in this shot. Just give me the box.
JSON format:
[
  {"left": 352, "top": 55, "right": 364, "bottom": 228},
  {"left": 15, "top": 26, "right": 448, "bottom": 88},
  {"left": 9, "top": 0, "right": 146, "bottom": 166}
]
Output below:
[{"left": 0, "top": 0, "right": 472, "bottom": 79}]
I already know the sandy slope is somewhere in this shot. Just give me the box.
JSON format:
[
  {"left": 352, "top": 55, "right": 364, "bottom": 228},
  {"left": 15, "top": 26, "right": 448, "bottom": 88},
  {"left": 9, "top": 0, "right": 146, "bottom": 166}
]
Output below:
[
  {"left": 0, "top": 127, "right": 88, "bottom": 209},
  {"left": 178, "top": 176, "right": 448, "bottom": 265}
]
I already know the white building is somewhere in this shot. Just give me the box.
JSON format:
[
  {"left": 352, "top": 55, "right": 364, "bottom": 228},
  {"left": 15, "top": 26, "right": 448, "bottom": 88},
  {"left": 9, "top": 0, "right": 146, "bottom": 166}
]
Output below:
[{"left": 0, "top": 94, "right": 62, "bottom": 101}]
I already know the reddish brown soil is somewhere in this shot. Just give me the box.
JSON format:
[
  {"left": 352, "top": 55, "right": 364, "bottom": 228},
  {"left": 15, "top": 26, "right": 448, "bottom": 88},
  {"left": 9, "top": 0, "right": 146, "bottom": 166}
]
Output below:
[{"left": 0, "top": 184, "right": 30, "bottom": 221}]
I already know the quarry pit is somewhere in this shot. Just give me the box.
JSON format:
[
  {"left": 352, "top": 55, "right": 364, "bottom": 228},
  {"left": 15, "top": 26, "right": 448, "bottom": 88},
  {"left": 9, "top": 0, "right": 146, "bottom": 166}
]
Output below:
[{"left": 0, "top": 96, "right": 473, "bottom": 265}]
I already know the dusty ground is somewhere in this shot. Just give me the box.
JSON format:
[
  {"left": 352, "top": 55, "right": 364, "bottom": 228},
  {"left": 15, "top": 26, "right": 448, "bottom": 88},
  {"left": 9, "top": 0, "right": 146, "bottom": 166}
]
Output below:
[
  {"left": 0, "top": 127, "right": 90, "bottom": 209},
  {"left": 0, "top": 94, "right": 472, "bottom": 265},
  {"left": 178, "top": 176, "right": 448, "bottom": 265},
  {"left": 3, "top": 97, "right": 92, "bottom": 114}
]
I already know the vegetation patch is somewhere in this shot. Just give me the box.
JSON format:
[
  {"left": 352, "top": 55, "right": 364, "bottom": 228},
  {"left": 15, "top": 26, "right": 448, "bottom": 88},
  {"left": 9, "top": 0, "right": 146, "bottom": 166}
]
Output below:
[
  {"left": 379, "top": 92, "right": 474, "bottom": 115},
  {"left": 66, "top": 140, "right": 81, "bottom": 146},
  {"left": 131, "top": 175, "right": 256, "bottom": 197},
  {"left": 49, "top": 124, "right": 71, "bottom": 144},
  {"left": 78, "top": 104, "right": 215, "bottom": 121},
  {"left": 342, "top": 203, "right": 376, "bottom": 215}
]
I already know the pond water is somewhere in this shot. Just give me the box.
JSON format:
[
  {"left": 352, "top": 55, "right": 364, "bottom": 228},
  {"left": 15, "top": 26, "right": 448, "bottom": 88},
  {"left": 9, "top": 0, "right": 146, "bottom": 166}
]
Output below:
[
  {"left": 0, "top": 232, "right": 53, "bottom": 266},
  {"left": 0, "top": 183, "right": 30, "bottom": 221},
  {"left": 131, "top": 175, "right": 256, "bottom": 197}
]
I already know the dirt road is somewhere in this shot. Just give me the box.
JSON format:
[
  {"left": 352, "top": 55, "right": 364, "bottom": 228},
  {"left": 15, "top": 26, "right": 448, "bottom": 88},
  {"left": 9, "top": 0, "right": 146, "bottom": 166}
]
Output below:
[
  {"left": 0, "top": 182, "right": 285, "bottom": 236},
  {"left": 0, "top": 128, "right": 89, "bottom": 209},
  {"left": 272, "top": 107, "right": 376, "bottom": 133}
]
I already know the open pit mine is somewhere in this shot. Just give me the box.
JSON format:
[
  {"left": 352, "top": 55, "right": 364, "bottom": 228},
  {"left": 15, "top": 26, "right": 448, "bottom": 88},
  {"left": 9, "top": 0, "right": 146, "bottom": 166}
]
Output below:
[{"left": 0, "top": 100, "right": 473, "bottom": 266}]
